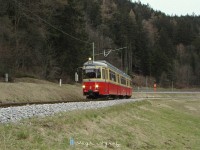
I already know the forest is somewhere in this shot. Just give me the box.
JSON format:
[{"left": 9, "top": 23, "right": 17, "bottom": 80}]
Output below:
[{"left": 0, "top": 0, "right": 200, "bottom": 87}]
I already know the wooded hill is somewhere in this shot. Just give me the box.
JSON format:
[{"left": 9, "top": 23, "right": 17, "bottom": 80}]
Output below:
[{"left": 0, "top": 0, "right": 200, "bottom": 87}]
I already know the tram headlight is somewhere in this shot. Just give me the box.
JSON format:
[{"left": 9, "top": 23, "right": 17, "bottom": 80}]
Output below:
[
  {"left": 82, "top": 85, "right": 85, "bottom": 89},
  {"left": 95, "top": 84, "right": 99, "bottom": 89}
]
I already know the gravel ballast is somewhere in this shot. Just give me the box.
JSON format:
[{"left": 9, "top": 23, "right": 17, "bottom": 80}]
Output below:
[{"left": 0, "top": 98, "right": 142, "bottom": 123}]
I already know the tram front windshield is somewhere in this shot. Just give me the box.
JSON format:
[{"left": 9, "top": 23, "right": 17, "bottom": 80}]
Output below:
[{"left": 83, "top": 69, "right": 101, "bottom": 79}]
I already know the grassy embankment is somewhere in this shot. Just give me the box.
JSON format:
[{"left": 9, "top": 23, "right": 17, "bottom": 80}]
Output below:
[
  {"left": 0, "top": 94, "right": 200, "bottom": 149},
  {"left": 0, "top": 78, "right": 84, "bottom": 103}
]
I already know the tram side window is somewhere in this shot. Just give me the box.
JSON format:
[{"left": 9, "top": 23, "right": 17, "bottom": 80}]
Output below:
[
  {"left": 97, "top": 69, "right": 101, "bottom": 78},
  {"left": 109, "top": 71, "right": 111, "bottom": 80},
  {"left": 102, "top": 69, "right": 105, "bottom": 79},
  {"left": 105, "top": 69, "right": 108, "bottom": 79},
  {"left": 121, "top": 77, "right": 126, "bottom": 85},
  {"left": 118, "top": 75, "right": 120, "bottom": 84},
  {"left": 109, "top": 70, "right": 116, "bottom": 82},
  {"left": 117, "top": 74, "right": 120, "bottom": 84}
]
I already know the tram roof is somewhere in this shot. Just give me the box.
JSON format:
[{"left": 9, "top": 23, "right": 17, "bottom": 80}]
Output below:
[{"left": 83, "top": 60, "right": 131, "bottom": 79}]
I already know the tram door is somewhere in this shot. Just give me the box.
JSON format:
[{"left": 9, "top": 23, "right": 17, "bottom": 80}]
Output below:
[{"left": 102, "top": 68, "right": 109, "bottom": 95}]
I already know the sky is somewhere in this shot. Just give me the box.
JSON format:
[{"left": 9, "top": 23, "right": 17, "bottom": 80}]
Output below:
[{"left": 132, "top": 0, "right": 200, "bottom": 16}]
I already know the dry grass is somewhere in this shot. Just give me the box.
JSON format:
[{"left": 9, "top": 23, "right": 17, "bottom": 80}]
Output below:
[{"left": 0, "top": 78, "right": 84, "bottom": 103}]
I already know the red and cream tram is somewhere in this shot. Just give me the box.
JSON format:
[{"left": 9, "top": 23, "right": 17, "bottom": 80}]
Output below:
[{"left": 82, "top": 59, "right": 132, "bottom": 99}]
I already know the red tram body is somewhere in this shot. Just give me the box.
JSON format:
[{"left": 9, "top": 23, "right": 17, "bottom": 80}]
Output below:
[{"left": 82, "top": 60, "right": 132, "bottom": 99}]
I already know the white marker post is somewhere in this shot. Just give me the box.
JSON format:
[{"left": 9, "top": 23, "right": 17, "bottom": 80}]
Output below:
[
  {"left": 5, "top": 73, "right": 8, "bottom": 82},
  {"left": 75, "top": 72, "right": 78, "bottom": 82},
  {"left": 59, "top": 79, "right": 62, "bottom": 87}
]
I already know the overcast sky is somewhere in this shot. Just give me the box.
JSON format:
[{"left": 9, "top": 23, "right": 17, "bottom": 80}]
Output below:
[{"left": 132, "top": 0, "right": 200, "bottom": 16}]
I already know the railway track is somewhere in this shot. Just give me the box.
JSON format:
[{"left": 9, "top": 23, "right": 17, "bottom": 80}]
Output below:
[
  {"left": 1, "top": 91, "right": 200, "bottom": 108},
  {"left": 0, "top": 98, "right": 120, "bottom": 108},
  {"left": 0, "top": 98, "right": 143, "bottom": 123},
  {"left": 1, "top": 92, "right": 199, "bottom": 123},
  {"left": 0, "top": 100, "right": 87, "bottom": 108}
]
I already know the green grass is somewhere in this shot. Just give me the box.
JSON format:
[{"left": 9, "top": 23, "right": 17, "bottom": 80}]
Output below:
[{"left": 0, "top": 95, "right": 200, "bottom": 150}]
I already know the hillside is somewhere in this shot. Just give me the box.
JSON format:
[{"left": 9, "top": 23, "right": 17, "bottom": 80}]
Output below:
[{"left": 0, "top": 0, "right": 200, "bottom": 87}]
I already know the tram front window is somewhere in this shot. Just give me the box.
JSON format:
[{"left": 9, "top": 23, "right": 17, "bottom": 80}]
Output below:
[{"left": 83, "top": 69, "right": 101, "bottom": 79}]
